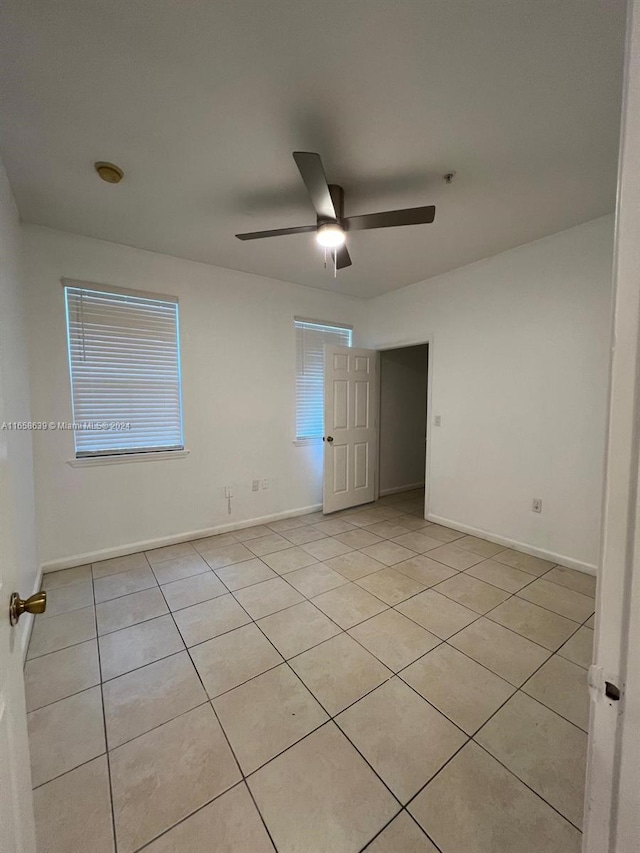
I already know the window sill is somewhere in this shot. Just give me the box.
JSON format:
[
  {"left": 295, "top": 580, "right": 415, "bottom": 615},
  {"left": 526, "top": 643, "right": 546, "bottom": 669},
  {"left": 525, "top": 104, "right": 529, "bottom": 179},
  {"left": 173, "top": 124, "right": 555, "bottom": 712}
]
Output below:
[
  {"left": 293, "top": 438, "right": 323, "bottom": 446},
  {"left": 67, "top": 449, "right": 190, "bottom": 467}
]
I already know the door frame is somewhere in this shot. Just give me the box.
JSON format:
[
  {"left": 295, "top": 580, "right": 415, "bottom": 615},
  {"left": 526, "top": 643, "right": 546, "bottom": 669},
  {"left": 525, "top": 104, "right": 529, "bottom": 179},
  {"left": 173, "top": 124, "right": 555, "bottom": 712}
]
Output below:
[{"left": 374, "top": 336, "right": 434, "bottom": 519}]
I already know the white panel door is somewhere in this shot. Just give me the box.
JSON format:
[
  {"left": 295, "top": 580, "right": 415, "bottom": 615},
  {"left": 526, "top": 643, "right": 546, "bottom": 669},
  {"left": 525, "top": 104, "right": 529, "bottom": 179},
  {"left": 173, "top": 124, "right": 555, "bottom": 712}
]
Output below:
[
  {"left": 0, "top": 402, "right": 37, "bottom": 852},
  {"left": 323, "top": 345, "right": 379, "bottom": 514}
]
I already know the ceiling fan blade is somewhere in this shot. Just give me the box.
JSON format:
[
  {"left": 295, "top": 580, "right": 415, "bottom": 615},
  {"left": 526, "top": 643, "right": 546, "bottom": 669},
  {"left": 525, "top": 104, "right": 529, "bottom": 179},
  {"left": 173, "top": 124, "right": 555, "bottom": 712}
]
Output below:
[
  {"left": 293, "top": 152, "right": 337, "bottom": 221},
  {"left": 345, "top": 205, "right": 436, "bottom": 232},
  {"left": 335, "top": 244, "right": 352, "bottom": 269},
  {"left": 236, "top": 224, "right": 317, "bottom": 241}
]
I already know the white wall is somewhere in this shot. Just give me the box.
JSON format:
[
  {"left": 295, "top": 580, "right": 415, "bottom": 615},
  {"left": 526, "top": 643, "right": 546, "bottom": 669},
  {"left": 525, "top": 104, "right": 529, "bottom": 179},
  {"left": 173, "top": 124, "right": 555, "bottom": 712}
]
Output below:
[
  {"left": 0, "top": 165, "right": 39, "bottom": 648},
  {"left": 379, "top": 345, "right": 428, "bottom": 494},
  {"left": 23, "top": 226, "right": 363, "bottom": 567},
  {"left": 365, "top": 216, "right": 614, "bottom": 572}
]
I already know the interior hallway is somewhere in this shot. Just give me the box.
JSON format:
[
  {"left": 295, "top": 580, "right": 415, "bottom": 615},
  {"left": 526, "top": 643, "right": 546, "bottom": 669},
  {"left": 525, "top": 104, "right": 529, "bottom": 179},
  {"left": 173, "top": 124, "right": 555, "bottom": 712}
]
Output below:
[{"left": 25, "top": 489, "right": 595, "bottom": 853}]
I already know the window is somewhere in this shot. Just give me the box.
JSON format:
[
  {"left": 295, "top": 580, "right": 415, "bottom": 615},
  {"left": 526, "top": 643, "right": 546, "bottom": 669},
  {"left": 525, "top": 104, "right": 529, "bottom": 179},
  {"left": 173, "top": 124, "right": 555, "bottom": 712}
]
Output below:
[
  {"left": 295, "top": 318, "right": 352, "bottom": 441},
  {"left": 64, "top": 281, "right": 184, "bottom": 457}
]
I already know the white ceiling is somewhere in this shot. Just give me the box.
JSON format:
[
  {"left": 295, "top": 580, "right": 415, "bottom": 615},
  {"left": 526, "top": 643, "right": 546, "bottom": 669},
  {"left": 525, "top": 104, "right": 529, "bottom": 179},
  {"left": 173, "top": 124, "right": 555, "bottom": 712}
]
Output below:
[{"left": 0, "top": 0, "right": 626, "bottom": 297}]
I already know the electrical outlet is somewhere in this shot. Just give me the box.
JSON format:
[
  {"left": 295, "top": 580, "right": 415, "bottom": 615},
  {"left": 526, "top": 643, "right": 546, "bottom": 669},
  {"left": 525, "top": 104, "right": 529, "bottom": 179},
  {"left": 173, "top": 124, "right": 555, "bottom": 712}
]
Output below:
[
  {"left": 532, "top": 498, "right": 542, "bottom": 513},
  {"left": 262, "top": 478, "right": 269, "bottom": 490},
  {"left": 252, "top": 480, "right": 260, "bottom": 492},
  {"left": 224, "top": 486, "right": 233, "bottom": 499},
  {"left": 434, "top": 415, "right": 442, "bottom": 427}
]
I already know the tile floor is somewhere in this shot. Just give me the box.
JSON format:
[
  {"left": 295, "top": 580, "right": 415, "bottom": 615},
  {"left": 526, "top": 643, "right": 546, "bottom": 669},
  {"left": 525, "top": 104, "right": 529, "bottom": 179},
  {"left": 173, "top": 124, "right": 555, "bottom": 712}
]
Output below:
[{"left": 25, "top": 490, "right": 595, "bottom": 853}]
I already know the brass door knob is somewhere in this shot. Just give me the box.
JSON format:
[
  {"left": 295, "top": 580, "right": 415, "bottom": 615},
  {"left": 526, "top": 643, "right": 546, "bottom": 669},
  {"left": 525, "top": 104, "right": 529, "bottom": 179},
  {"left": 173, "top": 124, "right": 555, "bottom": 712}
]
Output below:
[
  {"left": 326, "top": 436, "right": 334, "bottom": 443},
  {"left": 9, "top": 591, "right": 47, "bottom": 626}
]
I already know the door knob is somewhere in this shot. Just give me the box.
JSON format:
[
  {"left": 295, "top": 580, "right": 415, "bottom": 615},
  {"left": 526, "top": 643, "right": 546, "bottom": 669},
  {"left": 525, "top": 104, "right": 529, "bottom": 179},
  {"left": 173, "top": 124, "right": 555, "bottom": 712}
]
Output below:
[
  {"left": 326, "top": 436, "right": 334, "bottom": 443},
  {"left": 9, "top": 591, "right": 47, "bottom": 626}
]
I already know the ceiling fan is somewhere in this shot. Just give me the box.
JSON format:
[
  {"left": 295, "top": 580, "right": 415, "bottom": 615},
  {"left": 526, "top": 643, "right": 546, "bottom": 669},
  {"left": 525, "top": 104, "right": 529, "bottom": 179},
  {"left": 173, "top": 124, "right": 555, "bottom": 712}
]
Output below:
[{"left": 235, "top": 152, "right": 436, "bottom": 270}]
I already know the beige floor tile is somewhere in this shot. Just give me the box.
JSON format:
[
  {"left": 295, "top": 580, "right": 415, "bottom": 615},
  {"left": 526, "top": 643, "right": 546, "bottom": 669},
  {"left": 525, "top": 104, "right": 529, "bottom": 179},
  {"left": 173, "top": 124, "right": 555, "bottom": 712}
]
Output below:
[
  {"left": 215, "top": 558, "right": 277, "bottom": 590},
  {"left": 300, "top": 510, "right": 326, "bottom": 524},
  {"left": 409, "top": 742, "right": 581, "bottom": 853},
  {"left": 25, "top": 640, "right": 100, "bottom": 712},
  {"left": 233, "top": 576, "right": 304, "bottom": 619},
  {"left": 94, "top": 565, "right": 157, "bottom": 604},
  {"left": 393, "top": 516, "right": 433, "bottom": 532},
  {"left": 324, "top": 550, "right": 386, "bottom": 580},
  {"left": 233, "top": 524, "right": 274, "bottom": 540},
  {"left": 96, "top": 586, "right": 168, "bottom": 635},
  {"left": 33, "top": 756, "right": 114, "bottom": 853},
  {"left": 214, "top": 664, "right": 328, "bottom": 773},
  {"left": 476, "top": 692, "right": 587, "bottom": 828},
  {"left": 465, "top": 558, "right": 534, "bottom": 592},
  {"left": 396, "top": 589, "right": 477, "bottom": 639},
  {"left": 161, "top": 571, "right": 227, "bottom": 611},
  {"left": 544, "top": 565, "right": 597, "bottom": 597},
  {"left": 150, "top": 552, "right": 211, "bottom": 585},
  {"left": 202, "top": 542, "right": 256, "bottom": 568},
  {"left": 144, "top": 541, "right": 197, "bottom": 568},
  {"left": 558, "top": 625, "right": 594, "bottom": 669},
  {"left": 517, "top": 578, "right": 595, "bottom": 622},
  {"left": 191, "top": 623, "right": 283, "bottom": 697},
  {"left": 245, "top": 533, "right": 293, "bottom": 557},
  {"left": 348, "top": 609, "right": 440, "bottom": 671},
  {"left": 249, "top": 722, "right": 398, "bottom": 853},
  {"left": 103, "top": 651, "right": 207, "bottom": 748},
  {"left": 191, "top": 533, "right": 239, "bottom": 552},
  {"left": 99, "top": 614, "right": 184, "bottom": 680},
  {"left": 41, "top": 581, "right": 94, "bottom": 617},
  {"left": 312, "top": 519, "right": 358, "bottom": 536},
  {"left": 290, "top": 633, "right": 391, "bottom": 715},
  {"left": 110, "top": 704, "right": 241, "bottom": 853},
  {"left": 364, "top": 520, "right": 414, "bottom": 539},
  {"left": 523, "top": 654, "right": 589, "bottom": 730},
  {"left": 421, "top": 523, "right": 464, "bottom": 543},
  {"left": 267, "top": 517, "right": 308, "bottom": 533},
  {"left": 281, "top": 525, "right": 328, "bottom": 545},
  {"left": 92, "top": 551, "right": 148, "bottom": 580},
  {"left": 334, "top": 528, "right": 384, "bottom": 549},
  {"left": 312, "top": 582, "right": 388, "bottom": 629},
  {"left": 27, "top": 606, "right": 96, "bottom": 659},
  {"left": 348, "top": 507, "right": 402, "bottom": 527},
  {"left": 42, "top": 564, "right": 91, "bottom": 590},
  {"left": 365, "top": 813, "right": 438, "bottom": 853},
  {"left": 174, "top": 593, "right": 251, "bottom": 646},
  {"left": 261, "top": 546, "right": 318, "bottom": 574},
  {"left": 448, "top": 618, "right": 550, "bottom": 686},
  {"left": 402, "top": 644, "right": 514, "bottom": 734},
  {"left": 28, "top": 687, "right": 105, "bottom": 787},
  {"left": 493, "top": 548, "right": 556, "bottom": 576},
  {"left": 257, "top": 601, "right": 341, "bottom": 658},
  {"left": 433, "top": 573, "right": 510, "bottom": 614},
  {"left": 286, "top": 563, "right": 349, "bottom": 597},
  {"left": 391, "top": 531, "right": 443, "bottom": 553},
  {"left": 586, "top": 613, "right": 595, "bottom": 628},
  {"left": 488, "top": 597, "right": 579, "bottom": 650},
  {"left": 301, "top": 537, "right": 354, "bottom": 561},
  {"left": 454, "top": 535, "right": 506, "bottom": 558},
  {"left": 393, "top": 555, "right": 458, "bottom": 587},
  {"left": 337, "top": 678, "right": 466, "bottom": 803},
  {"left": 427, "top": 543, "right": 485, "bottom": 570},
  {"left": 357, "top": 567, "right": 425, "bottom": 605},
  {"left": 143, "top": 783, "right": 274, "bottom": 853},
  {"left": 360, "top": 541, "right": 417, "bottom": 567}
]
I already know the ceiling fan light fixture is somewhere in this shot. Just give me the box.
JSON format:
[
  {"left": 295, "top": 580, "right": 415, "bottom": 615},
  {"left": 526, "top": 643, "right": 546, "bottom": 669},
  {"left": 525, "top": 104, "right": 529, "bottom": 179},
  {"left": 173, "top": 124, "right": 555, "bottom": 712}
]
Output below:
[{"left": 316, "top": 223, "right": 346, "bottom": 248}]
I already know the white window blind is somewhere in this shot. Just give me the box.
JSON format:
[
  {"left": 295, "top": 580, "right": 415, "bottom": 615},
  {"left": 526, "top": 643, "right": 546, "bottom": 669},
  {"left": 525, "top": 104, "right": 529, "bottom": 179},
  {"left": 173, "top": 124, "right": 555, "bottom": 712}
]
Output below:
[
  {"left": 64, "top": 283, "right": 184, "bottom": 457},
  {"left": 295, "top": 318, "right": 352, "bottom": 441}
]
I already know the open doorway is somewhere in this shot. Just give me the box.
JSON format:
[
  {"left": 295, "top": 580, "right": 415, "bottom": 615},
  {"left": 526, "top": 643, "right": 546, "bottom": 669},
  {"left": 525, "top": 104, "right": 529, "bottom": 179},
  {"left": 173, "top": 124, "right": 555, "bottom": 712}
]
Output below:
[{"left": 378, "top": 343, "right": 429, "bottom": 511}]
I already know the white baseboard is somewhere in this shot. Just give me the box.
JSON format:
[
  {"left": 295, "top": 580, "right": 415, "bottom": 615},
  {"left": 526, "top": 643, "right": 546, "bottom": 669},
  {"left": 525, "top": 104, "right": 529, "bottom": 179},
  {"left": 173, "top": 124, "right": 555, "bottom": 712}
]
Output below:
[
  {"left": 379, "top": 482, "right": 425, "bottom": 497},
  {"left": 427, "top": 513, "right": 598, "bottom": 576},
  {"left": 41, "top": 503, "right": 323, "bottom": 574}
]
